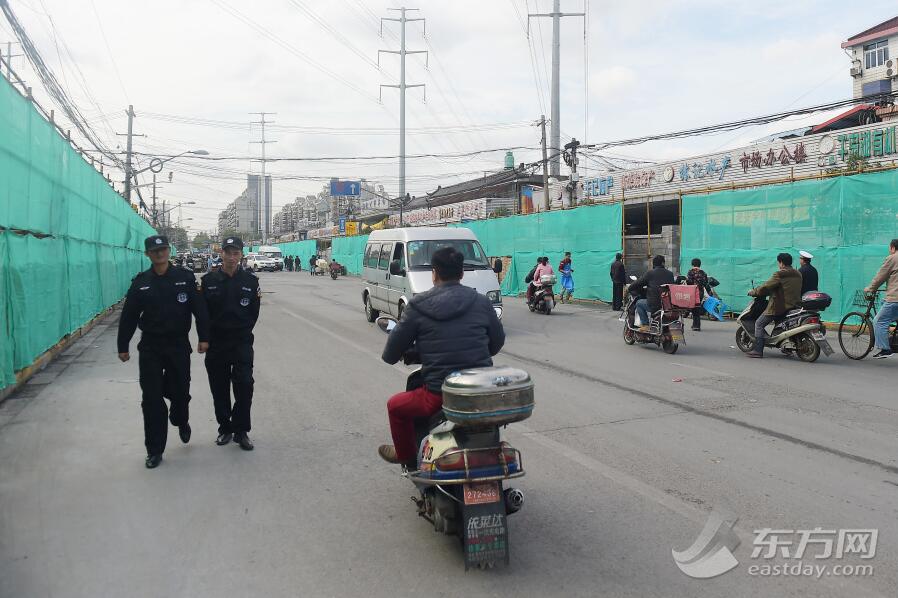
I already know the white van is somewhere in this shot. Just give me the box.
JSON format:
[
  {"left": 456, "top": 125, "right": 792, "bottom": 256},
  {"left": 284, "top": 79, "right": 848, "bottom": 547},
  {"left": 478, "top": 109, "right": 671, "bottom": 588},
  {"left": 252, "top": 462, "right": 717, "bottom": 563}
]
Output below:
[
  {"left": 362, "top": 227, "right": 503, "bottom": 322},
  {"left": 258, "top": 245, "right": 284, "bottom": 271}
]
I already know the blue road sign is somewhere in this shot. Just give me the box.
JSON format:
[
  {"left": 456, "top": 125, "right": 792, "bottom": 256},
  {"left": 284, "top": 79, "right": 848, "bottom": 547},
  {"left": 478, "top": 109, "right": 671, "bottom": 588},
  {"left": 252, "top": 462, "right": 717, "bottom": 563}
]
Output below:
[
  {"left": 330, "top": 180, "right": 361, "bottom": 196},
  {"left": 338, "top": 217, "right": 346, "bottom": 234}
]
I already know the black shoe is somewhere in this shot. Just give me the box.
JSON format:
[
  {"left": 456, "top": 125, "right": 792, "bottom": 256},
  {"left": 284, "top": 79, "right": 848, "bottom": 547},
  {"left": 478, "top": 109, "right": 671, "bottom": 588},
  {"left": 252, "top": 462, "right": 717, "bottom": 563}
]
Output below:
[
  {"left": 872, "top": 349, "right": 893, "bottom": 359},
  {"left": 179, "top": 423, "right": 191, "bottom": 444},
  {"left": 234, "top": 432, "right": 254, "bottom": 451},
  {"left": 145, "top": 454, "right": 162, "bottom": 469},
  {"left": 691, "top": 327, "right": 701, "bottom": 331},
  {"left": 216, "top": 432, "right": 233, "bottom": 446}
]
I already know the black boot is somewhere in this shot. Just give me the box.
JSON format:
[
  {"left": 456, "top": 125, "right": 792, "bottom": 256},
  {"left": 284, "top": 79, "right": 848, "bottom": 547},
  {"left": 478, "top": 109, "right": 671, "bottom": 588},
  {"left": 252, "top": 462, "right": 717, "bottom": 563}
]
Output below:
[{"left": 747, "top": 338, "right": 764, "bottom": 358}]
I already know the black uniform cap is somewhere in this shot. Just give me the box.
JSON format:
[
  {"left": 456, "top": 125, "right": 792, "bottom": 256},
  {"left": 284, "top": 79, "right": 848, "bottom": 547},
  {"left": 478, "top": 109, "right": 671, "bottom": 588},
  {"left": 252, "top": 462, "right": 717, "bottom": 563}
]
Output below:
[
  {"left": 144, "top": 235, "right": 170, "bottom": 251},
  {"left": 222, "top": 236, "right": 244, "bottom": 250}
]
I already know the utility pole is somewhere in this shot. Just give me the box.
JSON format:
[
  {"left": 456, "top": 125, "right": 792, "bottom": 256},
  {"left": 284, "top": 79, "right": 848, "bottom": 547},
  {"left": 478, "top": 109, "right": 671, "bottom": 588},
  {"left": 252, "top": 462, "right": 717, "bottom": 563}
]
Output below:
[
  {"left": 151, "top": 172, "right": 158, "bottom": 227},
  {"left": 379, "top": 7, "right": 427, "bottom": 202},
  {"left": 529, "top": 1, "right": 585, "bottom": 178},
  {"left": 540, "top": 114, "right": 550, "bottom": 211},
  {"left": 564, "top": 138, "right": 580, "bottom": 208},
  {"left": 250, "top": 112, "right": 277, "bottom": 243},
  {"left": 116, "top": 105, "right": 144, "bottom": 204}
]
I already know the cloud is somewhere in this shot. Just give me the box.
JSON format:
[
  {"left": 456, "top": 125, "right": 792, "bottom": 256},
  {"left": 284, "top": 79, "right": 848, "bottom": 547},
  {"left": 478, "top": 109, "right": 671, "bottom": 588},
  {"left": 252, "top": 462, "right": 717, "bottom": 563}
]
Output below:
[{"left": 590, "top": 66, "right": 638, "bottom": 100}]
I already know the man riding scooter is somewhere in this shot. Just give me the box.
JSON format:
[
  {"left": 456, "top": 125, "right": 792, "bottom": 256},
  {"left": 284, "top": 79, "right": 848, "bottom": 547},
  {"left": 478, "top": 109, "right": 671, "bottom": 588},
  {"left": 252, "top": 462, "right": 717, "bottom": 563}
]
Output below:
[
  {"left": 629, "top": 255, "right": 674, "bottom": 331},
  {"left": 746, "top": 252, "right": 802, "bottom": 358},
  {"left": 378, "top": 247, "right": 505, "bottom": 468}
]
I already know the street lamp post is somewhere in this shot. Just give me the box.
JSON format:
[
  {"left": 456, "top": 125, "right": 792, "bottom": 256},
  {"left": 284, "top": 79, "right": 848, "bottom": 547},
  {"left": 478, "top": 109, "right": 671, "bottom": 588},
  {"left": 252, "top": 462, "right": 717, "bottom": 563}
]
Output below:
[{"left": 131, "top": 149, "right": 208, "bottom": 225}]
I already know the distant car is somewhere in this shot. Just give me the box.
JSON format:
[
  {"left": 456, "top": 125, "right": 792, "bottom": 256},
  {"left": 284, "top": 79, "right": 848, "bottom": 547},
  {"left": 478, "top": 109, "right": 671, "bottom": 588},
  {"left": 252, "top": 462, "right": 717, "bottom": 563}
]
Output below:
[
  {"left": 245, "top": 252, "right": 278, "bottom": 272},
  {"left": 258, "top": 245, "right": 284, "bottom": 271}
]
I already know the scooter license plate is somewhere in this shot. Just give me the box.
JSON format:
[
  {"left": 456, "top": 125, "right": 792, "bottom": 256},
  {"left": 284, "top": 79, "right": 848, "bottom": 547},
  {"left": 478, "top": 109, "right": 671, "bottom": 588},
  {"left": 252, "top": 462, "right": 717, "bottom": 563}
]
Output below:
[
  {"left": 463, "top": 481, "right": 501, "bottom": 505},
  {"left": 811, "top": 332, "right": 825, "bottom": 340},
  {"left": 670, "top": 329, "right": 684, "bottom": 343}
]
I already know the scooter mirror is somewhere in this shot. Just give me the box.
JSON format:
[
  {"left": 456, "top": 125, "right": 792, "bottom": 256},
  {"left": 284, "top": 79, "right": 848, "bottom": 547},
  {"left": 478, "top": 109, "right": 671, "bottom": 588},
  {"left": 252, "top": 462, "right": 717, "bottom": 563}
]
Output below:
[{"left": 376, "top": 316, "right": 398, "bottom": 334}]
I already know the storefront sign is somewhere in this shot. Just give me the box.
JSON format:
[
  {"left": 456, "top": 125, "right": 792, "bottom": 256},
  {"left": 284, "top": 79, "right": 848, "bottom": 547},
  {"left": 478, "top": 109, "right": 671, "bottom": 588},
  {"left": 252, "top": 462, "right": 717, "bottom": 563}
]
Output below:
[
  {"left": 583, "top": 176, "right": 614, "bottom": 197},
  {"left": 677, "top": 156, "right": 732, "bottom": 182},
  {"left": 388, "top": 198, "right": 487, "bottom": 227},
  {"left": 738, "top": 142, "right": 808, "bottom": 173},
  {"left": 621, "top": 170, "right": 655, "bottom": 191},
  {"left": 837, "top": 126, "right": 898, "bottom": 160}
]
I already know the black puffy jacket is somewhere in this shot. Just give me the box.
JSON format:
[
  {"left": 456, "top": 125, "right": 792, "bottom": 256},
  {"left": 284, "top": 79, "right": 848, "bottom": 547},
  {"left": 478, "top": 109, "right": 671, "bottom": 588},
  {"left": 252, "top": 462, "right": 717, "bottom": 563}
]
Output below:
[
  {"left": 630, "top": 266, "right": 675, "bottom": 312},
  {"left": 382, "top": 282, "right": 505, "bottom": 393}
]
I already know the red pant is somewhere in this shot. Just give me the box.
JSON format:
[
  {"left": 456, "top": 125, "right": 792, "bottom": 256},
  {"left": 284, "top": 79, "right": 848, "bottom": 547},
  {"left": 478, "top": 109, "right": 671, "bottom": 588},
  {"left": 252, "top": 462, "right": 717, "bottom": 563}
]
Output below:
[{"left": 387, "top": 386, "right": 443, "bottom": 463}]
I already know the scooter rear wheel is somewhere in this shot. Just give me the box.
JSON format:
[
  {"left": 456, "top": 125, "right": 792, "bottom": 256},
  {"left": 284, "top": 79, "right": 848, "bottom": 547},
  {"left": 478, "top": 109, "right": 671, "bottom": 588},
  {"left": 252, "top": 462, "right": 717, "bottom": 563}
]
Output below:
[
  {"left": 735, "top": 328, "right": 754, "bottom": 353},
  {"left": 623, "top": 323, "right": 636, "bottom": 345},
  {"left": 661, "top": 338, "right": 679, "bottom": 354},
  {"left": 796, "top": 333, "right": 821, "bottom": 363}
]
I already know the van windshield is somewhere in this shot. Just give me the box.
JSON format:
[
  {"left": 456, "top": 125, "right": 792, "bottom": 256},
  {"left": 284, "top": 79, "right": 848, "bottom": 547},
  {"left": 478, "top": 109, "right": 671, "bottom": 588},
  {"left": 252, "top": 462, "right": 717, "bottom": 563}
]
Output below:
[
  {"left": 261, "top": 251, "right": 282, "bottom": 258},
  {"left": 406, "top": 239, "right": 490, "bottom": 270}
]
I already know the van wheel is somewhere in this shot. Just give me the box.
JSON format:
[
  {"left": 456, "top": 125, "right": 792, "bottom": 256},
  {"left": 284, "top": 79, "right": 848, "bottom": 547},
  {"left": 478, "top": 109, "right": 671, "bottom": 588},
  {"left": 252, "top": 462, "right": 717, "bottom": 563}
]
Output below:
[
  {"left": 365, "top": 296, "right": 380, "bottom": 323},
  {"left": 397, "top": 302, "right": 405, "bottom": 320}
]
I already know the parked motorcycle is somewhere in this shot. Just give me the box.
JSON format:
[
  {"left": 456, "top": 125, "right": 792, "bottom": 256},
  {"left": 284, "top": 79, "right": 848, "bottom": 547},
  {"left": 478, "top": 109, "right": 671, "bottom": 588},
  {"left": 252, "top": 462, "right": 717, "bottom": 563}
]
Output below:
[
  {"left": 527, "top": 274, "right": 556, "bottom": 315},
  {"left": 376, "top": 316, "right": 533, "bottom": 569},
  {"left": 735, "top": 291, "right": 834, "bottom": 362},
  {"left": 621, "top": 277, "right": 686, "bottom": 354}
]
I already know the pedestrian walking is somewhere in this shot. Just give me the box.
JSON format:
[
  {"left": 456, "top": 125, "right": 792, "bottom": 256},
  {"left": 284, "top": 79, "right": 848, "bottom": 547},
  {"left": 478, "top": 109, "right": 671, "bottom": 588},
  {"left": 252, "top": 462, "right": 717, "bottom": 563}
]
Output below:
[
  {"left": 285, "top": 255, "right": 293, "bottom": 272},
  {"left": 610, "top": 253, "right": 627, "bottom": 311},
  {"left": 685, "top": 258, "right": 714, "bottom": 331},
  {"left": 309, "top": 254, "right": 317, "bottom": 276},
  {"left": 117, "top": 235, "right": 210, "bottom": 469},
  {"left": 200, "top": 236, "right": 261, "bottom": 449},
  {"left": 798, "top": 250, "right": 818, "bottom": 296},
  {"left": 558, "top": 252, "right": 574, "bottom": 303},
  {"left": 864, "top": 239, "right": 898, "bottom": 359}
]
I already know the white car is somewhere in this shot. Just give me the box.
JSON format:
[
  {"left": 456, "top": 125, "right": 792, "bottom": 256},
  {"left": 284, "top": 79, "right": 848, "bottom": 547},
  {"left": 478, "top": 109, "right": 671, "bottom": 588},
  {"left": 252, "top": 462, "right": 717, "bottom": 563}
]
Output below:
[{"left": 245, "top": 252, "right": 278, "bottom": 272}]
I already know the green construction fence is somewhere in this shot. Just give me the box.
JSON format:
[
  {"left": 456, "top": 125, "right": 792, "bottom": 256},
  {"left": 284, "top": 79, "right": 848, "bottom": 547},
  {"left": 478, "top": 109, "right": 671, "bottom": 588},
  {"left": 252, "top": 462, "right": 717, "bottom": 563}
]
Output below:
[
  {"left": 450, "top": 203, "right": 623, "bottom": 301},
  {"left": 0, "top": 75, "right": 155, "bottom": 391},
  {"left": 680, "top": 169, "right": 898, "bottom": 322},
  {"left": 332, "top": 234, "right": 369, "bottom": 275}
]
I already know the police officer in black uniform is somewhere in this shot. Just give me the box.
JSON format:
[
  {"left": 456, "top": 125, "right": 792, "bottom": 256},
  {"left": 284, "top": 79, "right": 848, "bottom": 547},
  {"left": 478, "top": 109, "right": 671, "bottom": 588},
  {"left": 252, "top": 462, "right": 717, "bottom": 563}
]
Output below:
[
  {"left": 799, "top": 250, "right": 818, "bottom": 296},
  {"left": 200, "top": 236, "right": 261, "bottom": 450},
  {"left": 118, "top": 235, "right": 210, "bottom": 469}
]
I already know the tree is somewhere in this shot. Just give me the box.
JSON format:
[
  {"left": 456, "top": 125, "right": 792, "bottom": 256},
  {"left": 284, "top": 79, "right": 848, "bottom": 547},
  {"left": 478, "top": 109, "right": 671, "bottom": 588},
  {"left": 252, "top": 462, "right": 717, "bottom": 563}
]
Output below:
[{"left": 192, "top": 232, "right": 212, "bottom": 249}]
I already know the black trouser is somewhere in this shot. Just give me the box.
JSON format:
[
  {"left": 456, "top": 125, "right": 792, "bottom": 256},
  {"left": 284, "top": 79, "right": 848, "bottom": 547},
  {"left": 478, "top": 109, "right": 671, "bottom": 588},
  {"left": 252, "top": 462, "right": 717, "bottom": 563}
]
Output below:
[
  {"left": 137, "top": 338, "right": 192, "bottom": 456},
  {"left": 205, "top": 338, "right": 255, "bottom": 434},
  {"left": 612, "top": 282, "right": 624, "bottom": 311},
  {"left": 692, "top": 306, "right": 704, "bottom": 329}
]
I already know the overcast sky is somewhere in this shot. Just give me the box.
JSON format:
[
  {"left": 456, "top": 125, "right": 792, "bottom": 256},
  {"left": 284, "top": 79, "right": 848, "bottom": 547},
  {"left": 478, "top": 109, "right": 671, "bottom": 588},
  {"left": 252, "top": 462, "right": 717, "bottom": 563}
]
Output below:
[{"left": 2, "top": 1, "right": 895, "bottom": 232}]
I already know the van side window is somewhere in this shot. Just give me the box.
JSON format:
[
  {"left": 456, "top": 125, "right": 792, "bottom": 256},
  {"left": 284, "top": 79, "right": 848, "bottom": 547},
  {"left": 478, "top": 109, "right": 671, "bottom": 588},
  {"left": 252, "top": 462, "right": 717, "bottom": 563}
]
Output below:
[
  {"left": 392, "top": 243, "right": 405, "bottom": 274},
  {"left": 378, "top": 243, "right": 392, "bottom": 270},
  {"left": 364, "top": 244, "right": 376, "bottom": 268}
]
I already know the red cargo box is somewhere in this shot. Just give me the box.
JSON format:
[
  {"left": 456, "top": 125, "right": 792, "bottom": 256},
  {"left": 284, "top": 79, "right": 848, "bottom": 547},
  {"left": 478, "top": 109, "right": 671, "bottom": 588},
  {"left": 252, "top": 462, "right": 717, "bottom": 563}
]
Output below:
[{"left": 667, "top": 284, "right": 700, "bottom": 309}]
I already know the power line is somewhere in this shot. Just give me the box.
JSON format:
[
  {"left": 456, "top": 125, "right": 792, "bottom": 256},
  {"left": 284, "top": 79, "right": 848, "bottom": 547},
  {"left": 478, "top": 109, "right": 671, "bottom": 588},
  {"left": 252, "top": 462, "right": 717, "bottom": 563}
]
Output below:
[
  {"left": 584, "top": 90, "right": 898, "bottom": 151},
  {"left": 128, "top": 145, "right": 541, "bottom": 162},
  {"left": 208, "top": 0, "right": 381, "bottom": 104}
]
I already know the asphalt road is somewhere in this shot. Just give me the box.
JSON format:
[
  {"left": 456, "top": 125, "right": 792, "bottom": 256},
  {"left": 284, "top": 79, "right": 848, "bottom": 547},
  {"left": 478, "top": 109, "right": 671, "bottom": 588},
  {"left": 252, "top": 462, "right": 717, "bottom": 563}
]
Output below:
[{"left": 1, "top": 270, "right": 895, "bottom": 598}]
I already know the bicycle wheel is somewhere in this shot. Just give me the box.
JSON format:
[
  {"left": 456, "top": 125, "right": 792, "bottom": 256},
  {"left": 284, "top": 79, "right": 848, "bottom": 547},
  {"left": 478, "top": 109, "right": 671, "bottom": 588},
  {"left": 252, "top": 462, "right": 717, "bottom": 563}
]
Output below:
[{"left": 838, "top": 312, "right": 874, "bottom": 360}]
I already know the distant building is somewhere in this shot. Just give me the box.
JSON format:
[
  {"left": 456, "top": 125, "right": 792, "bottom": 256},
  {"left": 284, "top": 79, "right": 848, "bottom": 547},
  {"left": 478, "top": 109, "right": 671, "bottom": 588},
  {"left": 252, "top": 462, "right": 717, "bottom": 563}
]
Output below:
[
  {"left": 843, "top": 16, "right": 898, "bottom": 101},
  {"left": 217, "top": 174, "right": 267, "bottom": 238}
]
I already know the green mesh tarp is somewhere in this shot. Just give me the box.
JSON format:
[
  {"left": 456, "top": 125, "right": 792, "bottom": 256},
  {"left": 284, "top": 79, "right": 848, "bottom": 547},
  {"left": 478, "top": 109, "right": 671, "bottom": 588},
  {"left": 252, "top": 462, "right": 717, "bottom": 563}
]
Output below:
[
  {"left": 680, "top": 169, "right": 898, "bottom": 322},
  {"left": 451, "top": 203, "right": 623, "bottom": 300},
  {"left": 332, "top": 235, "right": 369, "bottom": 274},
  {"left": 0, "top": 75, "right": 154, "bottom": 391}
]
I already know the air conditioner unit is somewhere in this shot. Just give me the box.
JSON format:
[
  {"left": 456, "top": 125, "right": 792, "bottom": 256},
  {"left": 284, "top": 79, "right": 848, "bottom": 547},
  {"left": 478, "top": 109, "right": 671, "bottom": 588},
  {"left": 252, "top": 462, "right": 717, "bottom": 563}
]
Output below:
[
  {"left": 889, "top": 68, "right": 895, "bottom": 78},
  {"left": 850, "top": 66, "right": 862, "bottom": 77},
  {"left": 888, "top": 59, "right": 894, "bottom": 68}
]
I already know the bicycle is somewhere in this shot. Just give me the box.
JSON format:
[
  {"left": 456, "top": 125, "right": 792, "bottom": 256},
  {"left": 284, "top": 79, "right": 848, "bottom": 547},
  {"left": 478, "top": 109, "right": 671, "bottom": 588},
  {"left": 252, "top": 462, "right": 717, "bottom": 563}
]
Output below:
[{"left": 837, "top": 290, "right": 898, "bottom": 359}]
